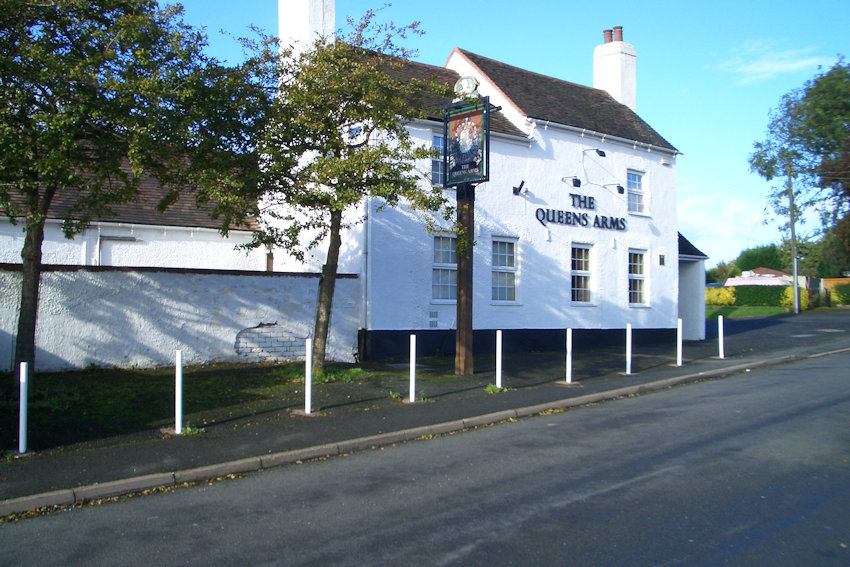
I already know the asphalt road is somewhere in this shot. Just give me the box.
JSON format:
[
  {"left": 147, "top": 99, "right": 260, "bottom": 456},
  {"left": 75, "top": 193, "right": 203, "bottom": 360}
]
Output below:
[{"left": 2, "top": 350, "right": 849, "bottom": 566}]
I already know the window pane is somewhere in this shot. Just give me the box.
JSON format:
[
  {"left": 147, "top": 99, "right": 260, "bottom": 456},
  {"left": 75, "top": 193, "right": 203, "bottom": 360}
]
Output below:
[
  {"left": 434, "top": 236, "right": 456, "bottom": 264},
  {"left": 492, "top": 240, "right": 514, "bottom": 267},
  {"left": 571, "top": 247, "right": 589, "bottom": 272},
  {"left": 627, "top": 171, "right": 644, "bottom": 213},
  {"left": 431, "top": 135, "right": 445, "bottom": 186},
  {"left": 492, "top": 271, "right": 516, "bottom": 301},
  {"left": 432, "top": 268, "right": 457, "bottom": 300},
  {"left": 628, "top": 252, "right": 644, "bottom": 275},
  {"left": 629, "top": 278, "right": 644, "bottom": 304}
]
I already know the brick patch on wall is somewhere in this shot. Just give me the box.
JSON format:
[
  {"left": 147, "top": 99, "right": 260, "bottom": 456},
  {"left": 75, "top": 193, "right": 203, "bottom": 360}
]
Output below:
[{"left": 235, "top": 323, "right": 307, "bottom": 362}]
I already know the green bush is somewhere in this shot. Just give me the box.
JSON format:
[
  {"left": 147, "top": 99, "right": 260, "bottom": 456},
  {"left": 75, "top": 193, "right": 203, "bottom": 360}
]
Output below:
[
  {"left": 780, "top": 286, "right": 810, "bottom": 310},
  {"left": 707, "top": 285, "right": 809, "bottom": 310},
  {"left": 830, "top": 283, "right": 850, "bottom": 305},
  {"left": 705, "top": 286, "right": 736, "bottom": 305},
  {"left": 732, "top": 285, "right": 786, "bottom": 306}
]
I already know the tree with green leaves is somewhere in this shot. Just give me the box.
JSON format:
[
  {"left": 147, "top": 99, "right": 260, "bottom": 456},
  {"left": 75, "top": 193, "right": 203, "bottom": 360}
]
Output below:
[
  {"left": 735, "top": 244, "right": 783, "bottom": 272},
  {"left": 0, "top": 0, "right": 275, "bottom": 394},
  {"left": 241, "top": 12, "right": 451, "bottom": 375},
  {"left": 749, "top": 58, "right": 850, "bottom": 310},
  {"left": 750, "top": 60, "right": 850, "bottom": 252}
]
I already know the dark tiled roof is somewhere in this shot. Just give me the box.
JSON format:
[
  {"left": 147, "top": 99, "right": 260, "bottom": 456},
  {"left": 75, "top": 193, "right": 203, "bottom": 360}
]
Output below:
[
  {"left": 10, "top": 175, "right": 258, "bottom": 232},
  {"left": 387, "top": 58, "right": 526, "bottom": 138},
  {"left": 455, "top": 49, "right": 677, "bottom": 152},
  {"left": 678, "top": 233, "right": 708, "bottom": 258}
]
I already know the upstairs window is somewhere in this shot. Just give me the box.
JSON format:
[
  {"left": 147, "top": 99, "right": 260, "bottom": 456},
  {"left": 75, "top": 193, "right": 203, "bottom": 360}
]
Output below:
[
  {"left": 627, "top": 170, "right": 645, "bottom": 214},
  {"left": 431, "top": 135, "right": 446, "bottom": 186}
]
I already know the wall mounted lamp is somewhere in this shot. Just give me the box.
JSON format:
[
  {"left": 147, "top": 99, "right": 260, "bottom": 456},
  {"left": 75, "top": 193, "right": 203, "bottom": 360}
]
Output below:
[
  {"left": 583, "top": 148, "right": 606, "bottom": 157},
  {"left": 561, "top": 176, "right": 581, "bottom": 187},
  {"left": 513, "top": 180, "right": 526, "bottom": 195},
  {"left": 604, "top": 183, "right": 625, "bottom": 194}
]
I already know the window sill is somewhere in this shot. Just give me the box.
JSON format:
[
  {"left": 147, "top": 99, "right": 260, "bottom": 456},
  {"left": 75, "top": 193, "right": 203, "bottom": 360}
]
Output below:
[{"left": 430, "top": 299, "right": 457, "bottom": 305}]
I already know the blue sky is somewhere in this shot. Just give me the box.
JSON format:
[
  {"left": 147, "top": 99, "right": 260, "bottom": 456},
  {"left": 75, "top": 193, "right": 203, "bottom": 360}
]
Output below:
[{"left": 165, "top": 0, "right": 849, "bottom": 267}]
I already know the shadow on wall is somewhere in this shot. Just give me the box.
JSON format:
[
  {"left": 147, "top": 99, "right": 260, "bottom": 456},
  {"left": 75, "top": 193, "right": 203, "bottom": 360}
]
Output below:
[{"left": 0, "top": 267, "right": 360, "bottom": 372}]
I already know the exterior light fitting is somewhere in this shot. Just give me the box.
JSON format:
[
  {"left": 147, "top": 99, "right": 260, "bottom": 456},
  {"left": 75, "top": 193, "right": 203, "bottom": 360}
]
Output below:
[
  {"left": 561, "top": 176, "right": 581, "bottom": 187},
  {"left": 513, "top": 180, "right": 526, "bottom": 195},
  {"left": 583, "top": 148, "right": 606, "bottom": 157}
]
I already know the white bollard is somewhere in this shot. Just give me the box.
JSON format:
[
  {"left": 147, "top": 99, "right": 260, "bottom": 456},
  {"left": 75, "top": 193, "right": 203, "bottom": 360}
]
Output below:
[
  {"left": 19, "top": 362, "right": 28, "bottom": 454},
  {"left": 718, "top": 315, "right": 725, "bottom": 359},
  {"left": 495, "top": 330, "right": 503, "bottom": 389},
  {"left": 677, "top": 318, "right": 683, "bottom": 367},
  {"left": 175, "top": 350, "right": 183, "bottom": 434},
  {"left": 409, "top": 334, "right": 416, "bottom": 403},
  {"left": 626, "top": 323, "right": 633, "bottom": 375},
  {"left": 305, "top": 339, "right": 312, "bottom": 415},
  {"left": 566, "top": 328, "right": 573, "bottom": 384}
]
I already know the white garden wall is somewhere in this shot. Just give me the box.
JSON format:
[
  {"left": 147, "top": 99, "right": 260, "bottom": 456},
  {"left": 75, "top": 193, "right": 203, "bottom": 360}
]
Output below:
[{"left": 0, "top": 266, "right": 360, "bottom": 372}]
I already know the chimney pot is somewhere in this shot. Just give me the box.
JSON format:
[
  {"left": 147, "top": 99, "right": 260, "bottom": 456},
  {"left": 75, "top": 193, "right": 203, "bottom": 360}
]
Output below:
[
  {"left": 613, "top": 26, "right": 623, "bottom": 42},
  {"left": 603, "top": 29, "right": 613, "bottom": 43}
]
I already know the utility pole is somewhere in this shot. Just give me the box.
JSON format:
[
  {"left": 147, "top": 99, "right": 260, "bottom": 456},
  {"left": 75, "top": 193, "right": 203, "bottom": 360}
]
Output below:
[{"left": 787, "top": 164, "right": 800, "bottom": 314}]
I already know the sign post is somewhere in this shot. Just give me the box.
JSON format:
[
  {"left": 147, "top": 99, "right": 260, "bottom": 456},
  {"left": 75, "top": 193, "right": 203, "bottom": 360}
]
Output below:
[{"left": 443, "top": 78, "right": 492, "bottom": 376}]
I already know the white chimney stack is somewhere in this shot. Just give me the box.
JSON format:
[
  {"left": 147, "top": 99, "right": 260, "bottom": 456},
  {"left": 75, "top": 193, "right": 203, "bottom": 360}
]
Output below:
[
  {"left": 593, "top": 26, "right": 637, "bottom": 112},
  {"left": 279, "top": 0, "right": 335, "bottom": 54}
]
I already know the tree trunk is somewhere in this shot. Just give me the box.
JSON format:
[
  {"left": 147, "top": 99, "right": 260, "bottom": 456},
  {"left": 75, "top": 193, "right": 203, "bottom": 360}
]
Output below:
[
  {"left": 13, "top": 219, "right": 46, "bottom": 395},
  {"left": 311, "top": 209, "right": 343, "bottom": 376}
]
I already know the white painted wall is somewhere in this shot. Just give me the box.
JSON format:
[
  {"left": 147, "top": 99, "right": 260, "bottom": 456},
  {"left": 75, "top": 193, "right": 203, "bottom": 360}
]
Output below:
[
  {"left": 363, "top": 118, "right": 679, "bottom": 333},
  {"left": 0, "top": 268, "right": 360, "bottom": 372},
  {"left": 679, "top": 258, "right": 707, "bottom": 340},
  {"left": 0, "top": 220, "right": 267, "bottom": 271}
]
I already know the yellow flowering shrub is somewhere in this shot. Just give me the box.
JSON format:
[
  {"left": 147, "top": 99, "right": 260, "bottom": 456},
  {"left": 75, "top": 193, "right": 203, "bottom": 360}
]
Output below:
[
  {"left": 705, "top": 286, "right": 736, "bottom": 305},
  {"left": 781, "top": 286, "right": 809, "bottom": 310}
]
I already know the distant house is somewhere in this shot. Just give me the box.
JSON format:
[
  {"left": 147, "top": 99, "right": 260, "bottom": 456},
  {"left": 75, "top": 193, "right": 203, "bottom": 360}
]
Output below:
[
  {"left": 0, "top": 173, "right": 268, "bottom": 271},
  {"left": 724, "top": 268, "right": 791, "bottom": 287}
]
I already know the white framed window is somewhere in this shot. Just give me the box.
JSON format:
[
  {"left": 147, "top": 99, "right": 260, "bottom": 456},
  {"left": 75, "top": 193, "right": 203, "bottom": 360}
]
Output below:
[
  {"left": 627, "top": 170, "right": 645, "bottom": 214},
  {"left": 492, "top": 238, "right": 517, "bottom": 302},
  {"left": 432, "top": 235, "right": 456, "bottom": 301},
  {"left": 628, "top": 250, "right": 646, "bottom": 305},
  {"left": 571, "top": 244, "right": 592, "bottom": 303},
  {"left": 431, "top": 135, "right": 445, "bottom": 186}
]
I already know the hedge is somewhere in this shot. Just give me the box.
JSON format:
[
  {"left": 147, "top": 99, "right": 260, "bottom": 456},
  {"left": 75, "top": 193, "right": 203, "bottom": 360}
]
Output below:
[
  {"left": 706, "top": 285, "right": 809, "bottom": 310},
  {"left": 830, "top": 283, "right": 850, "bottom": 306}
]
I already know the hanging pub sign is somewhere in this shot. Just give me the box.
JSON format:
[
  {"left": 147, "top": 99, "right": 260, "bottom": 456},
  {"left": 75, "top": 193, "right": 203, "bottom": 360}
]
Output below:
[{"left": 443, "top": 93, "right": 490, "bottom": 187}]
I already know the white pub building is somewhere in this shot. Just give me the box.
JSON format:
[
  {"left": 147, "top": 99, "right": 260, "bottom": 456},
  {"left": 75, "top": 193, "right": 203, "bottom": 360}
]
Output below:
[{"left": 279, "top": 1, "right": 707, "bottom": 360}]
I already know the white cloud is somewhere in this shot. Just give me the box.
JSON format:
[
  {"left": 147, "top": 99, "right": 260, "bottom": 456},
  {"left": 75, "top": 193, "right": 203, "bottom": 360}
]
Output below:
[
  {"left": 715, "top": 40, "right": 832, "bottom": 83},
  {"left": 678, "top": 192, "right": 780, "bottom": 264}
]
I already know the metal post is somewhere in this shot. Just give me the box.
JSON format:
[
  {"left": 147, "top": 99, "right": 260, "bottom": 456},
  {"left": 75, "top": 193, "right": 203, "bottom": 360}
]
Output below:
[
  {"left": 175, "top": 350, "right": 183, "bottom": 435},
  {"left": 19, "top": 362, "right": 28, "bottom": 454},
  {"left": 566, "top": 328, "right": 573, "bottom": 384},
  {"left": 718, "top": 316, "right": 725, "bottom": 359},
  {"left": 495, "top": 330, "right": 502, "bottom": 389},
  {"left": 409, "top": 334, "right": 416, "bottom": 403},
  {"left": 305, "top": 339, "right": 312, "bottom": 415},
  {"left": 676, "top": 318, "right": 683, "bottom": 367},
  {"left": 626, "top": 323, "right": 633, "bottom": 375}
]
